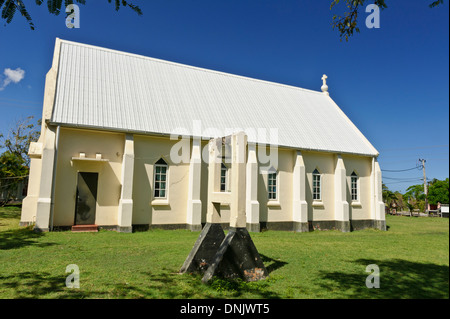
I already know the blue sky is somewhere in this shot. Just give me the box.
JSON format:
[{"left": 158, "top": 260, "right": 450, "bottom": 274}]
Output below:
[{"left": 0, "top": 0, "right": 448, "bottom": 193}]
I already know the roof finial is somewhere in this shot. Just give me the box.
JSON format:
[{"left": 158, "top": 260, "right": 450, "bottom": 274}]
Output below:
[{"left": 321, "top": 74, "right": 329, "bottom": 95}]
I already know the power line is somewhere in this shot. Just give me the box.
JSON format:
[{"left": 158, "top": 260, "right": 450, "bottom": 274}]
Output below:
[
  {"left": 381, "top": 166, "right": 422, "bottom": 172},
  {"left": 384, "top": 180, "right": 423, "bottom": 185},
  {"left": 383, "top": 176, "right": 423, "bottom": 180},
  {"left": 380, "top": 159, "right": 421, "bottom": 165},
  {"left": 383, "top": 177, "right": 423, "bottom": 181}
]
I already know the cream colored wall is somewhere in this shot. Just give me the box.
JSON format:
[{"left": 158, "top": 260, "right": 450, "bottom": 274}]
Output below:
[
  {"left": 132, "top": 135, "right": 190, "bottom": 226},
  {"left": 342, "top": 154, "right": 372, "bottom": 220},
  {"left": 20, "top": 155, "right": 42, "bottom": 224},
  {"left": 303, "top": 151, "right": 336, "bottom": 221},
  {"left": 53, "top": 128, "right": 124, "bottom": 226},
  {"left": 257, "top": 147, "right": 294, "bottom": 223},
  {"left": 196, "top": 139, "right": 232, "bottom": 224},
  {"left": 200, "top": 140, "right": 209, "bottom": 223},
  {"left": 26, "top": 125, "right": 375, "bottom": 228},
  {"left": 253, "top": 147, "right": 374, "bottom": 224}
]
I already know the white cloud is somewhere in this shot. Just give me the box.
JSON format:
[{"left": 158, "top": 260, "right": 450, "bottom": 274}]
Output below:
[{"left": 0, "top": 68, "right": 25, "bottom": 91}]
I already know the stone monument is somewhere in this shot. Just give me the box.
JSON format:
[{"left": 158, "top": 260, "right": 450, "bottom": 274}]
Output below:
[{"left": 180, "top": 132, "right": 268, "bottom": 283}]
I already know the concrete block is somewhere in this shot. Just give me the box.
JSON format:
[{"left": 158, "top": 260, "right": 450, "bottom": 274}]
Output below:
[
  {"left": 180, "top": 223, "right": 225, "bottom": 274},
  {"left": 202, "top": 227, "right": 268, "bottom": 284}
]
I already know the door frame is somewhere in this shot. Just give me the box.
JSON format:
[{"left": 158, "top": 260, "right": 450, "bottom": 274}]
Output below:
[{"left": 74, "top": 171, "right": 99, "bottom": 225}]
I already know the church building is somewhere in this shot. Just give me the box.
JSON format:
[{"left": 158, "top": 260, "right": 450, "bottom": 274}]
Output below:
[{"left": 20, "top": 39, "right": 386, "bottom": 233}]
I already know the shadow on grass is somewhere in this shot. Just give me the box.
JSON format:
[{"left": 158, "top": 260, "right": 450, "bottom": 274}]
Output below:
[
  {"left": 208, "top": 277, "right": 281, "bottom": 299},
  {"left": 1, "top": 270, "right": 201, "bottom": 299},
  {"left": 0, "top": 226, "right": 57, "bottom": 250},
  {"left": 110, "top": 269, "right": 283, "bottom": 299},
  {"left": 111, "top": 255, "right": 288, "bottom": 299},
  {"left": 199, "top": 254, "right": 286, "bottom": 298},
  {"left": 260, "top": 254, "right": 288, "bottom": 274},
  {"left": 0, "top": 207, "right": 21, "bottom": 219},
  {"left": 110, "top": 271, "right": 214, "bottom": 299},
  {"left": 1, "top": 264, "right": 286, "bottom": 299},
  {"left": 0, "top": 271, "right": 99, "bottom": 299},
  {"left": 319, "top": 258, "right": 449, "bottom": 299},
  {"left": 111, "top": 254, "right": 287, "bottom": 299}
]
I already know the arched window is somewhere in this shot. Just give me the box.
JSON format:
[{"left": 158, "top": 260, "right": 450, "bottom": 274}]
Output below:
[
  {"left": 312, "top": 169, "right": 322, "bottom": 201},
  {"left": 154, "top": 158, "right": 168, "bottom": 198},
  {"left": 351, "top": 171, "right": 359, "bottom": 201},
  {"left": 220, "top": 162, "right": 229, "bottom": 192},
  {"left": 268, "top": 168, "right": 278, "bottom": 200}
]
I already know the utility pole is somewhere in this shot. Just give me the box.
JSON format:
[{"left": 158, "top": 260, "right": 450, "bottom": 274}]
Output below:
[{"left": 419, "top": 159, "right": 428, "bottom": 214}]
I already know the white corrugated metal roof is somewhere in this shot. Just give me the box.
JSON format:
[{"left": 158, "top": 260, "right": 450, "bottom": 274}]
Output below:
[{"left": 50, "top": 39, "right": 378, "bottom": 156}]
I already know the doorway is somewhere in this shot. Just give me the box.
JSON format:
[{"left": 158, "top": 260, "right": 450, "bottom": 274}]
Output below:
[{"left": 74, "top": 172, "right": 98, "bottom": 225}]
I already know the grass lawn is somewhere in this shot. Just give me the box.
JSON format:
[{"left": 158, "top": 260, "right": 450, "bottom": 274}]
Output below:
[{"left": 0, "top": 205, "right": 448, "bottom": 299}]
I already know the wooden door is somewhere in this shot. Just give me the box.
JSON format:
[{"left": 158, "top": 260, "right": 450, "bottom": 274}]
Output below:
[{"left": 74, "top": 172, "right": 98, "bottom": 225}]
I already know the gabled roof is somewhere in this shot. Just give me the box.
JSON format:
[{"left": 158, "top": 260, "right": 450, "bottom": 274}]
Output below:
[{"left": 50, "top": 39, "right": 378, "bottom": 156}]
